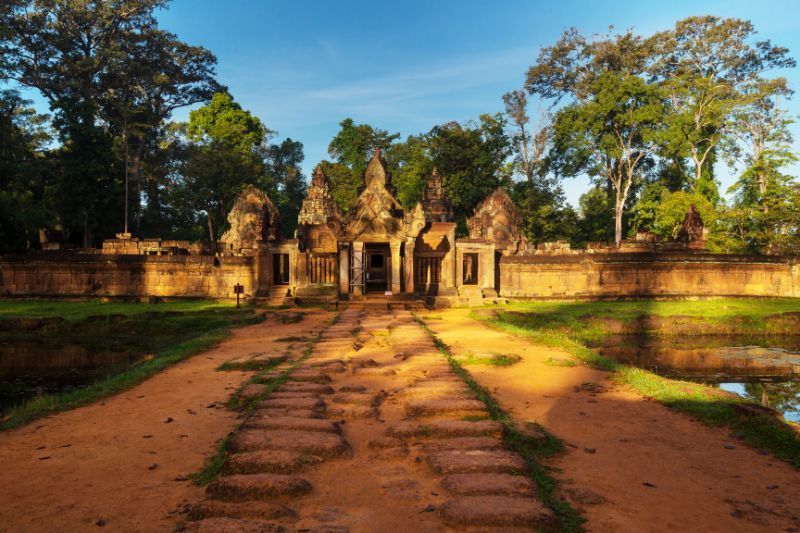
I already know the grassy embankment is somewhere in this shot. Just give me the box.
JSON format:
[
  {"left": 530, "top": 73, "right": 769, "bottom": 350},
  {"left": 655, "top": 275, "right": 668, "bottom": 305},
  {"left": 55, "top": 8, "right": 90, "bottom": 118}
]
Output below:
[
  {"left": 0, "top": 299, "right": 263, "bottom": 430},
  {"left": 473, "top": 298, "right": 800, "bottom": 468}
]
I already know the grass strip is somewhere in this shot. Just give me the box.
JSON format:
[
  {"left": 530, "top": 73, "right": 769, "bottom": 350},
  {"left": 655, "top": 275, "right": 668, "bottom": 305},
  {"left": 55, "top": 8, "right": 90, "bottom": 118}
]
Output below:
[
  {"left": 191, "top": 313, "right": 336, "bottom": 485},
  {"left": 474, "top": 310, "right": 800, "bottom": 469},
  {"left": 414, "top": 314, "right": 585, "bottom": 533},
  {"left": 1, "top": 327, "right": 237, "bottom": 431}
]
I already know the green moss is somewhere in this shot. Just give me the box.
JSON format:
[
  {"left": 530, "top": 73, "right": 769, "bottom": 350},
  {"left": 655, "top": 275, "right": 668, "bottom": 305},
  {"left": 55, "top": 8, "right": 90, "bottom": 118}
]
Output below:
[{"left": 0, "top": 298, "right": 235, "bottom": 321}]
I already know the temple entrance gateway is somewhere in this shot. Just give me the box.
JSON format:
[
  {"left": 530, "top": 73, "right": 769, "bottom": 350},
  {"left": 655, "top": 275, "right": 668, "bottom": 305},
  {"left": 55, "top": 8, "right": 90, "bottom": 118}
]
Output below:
[{"left": 365, "top": 243, "right": 390, "bottom": 293}]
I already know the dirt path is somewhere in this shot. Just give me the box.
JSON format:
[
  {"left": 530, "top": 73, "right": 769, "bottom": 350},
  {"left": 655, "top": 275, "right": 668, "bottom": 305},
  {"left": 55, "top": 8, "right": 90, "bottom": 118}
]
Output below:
[
  {"left": 183, "top": 307, "right": 554, "bottom": 532},
  {"left": 424, "top": 309, "right": 800, "bottom": 532},
  {"left": 0, "top": 309, "right": 330, "bottom": 533}
]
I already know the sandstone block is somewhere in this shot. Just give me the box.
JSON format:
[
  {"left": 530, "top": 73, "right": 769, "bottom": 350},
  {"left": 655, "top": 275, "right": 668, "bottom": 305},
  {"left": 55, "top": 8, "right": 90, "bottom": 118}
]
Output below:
[{"left": 206, "top": 473, "right": 312, "bottom": 501}]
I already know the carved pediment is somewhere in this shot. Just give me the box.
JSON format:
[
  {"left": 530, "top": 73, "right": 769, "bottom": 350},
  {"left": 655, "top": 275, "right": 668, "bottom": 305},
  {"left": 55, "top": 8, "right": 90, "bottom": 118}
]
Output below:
[
  {"left": 298, "top": 166, "right": 341, "bottom": 226},
  {"left": 467, "top": 187, "right": 532, "bottom": 254},
  {"left": 221, "top": 186, "right": 279, "bottom": 254}
]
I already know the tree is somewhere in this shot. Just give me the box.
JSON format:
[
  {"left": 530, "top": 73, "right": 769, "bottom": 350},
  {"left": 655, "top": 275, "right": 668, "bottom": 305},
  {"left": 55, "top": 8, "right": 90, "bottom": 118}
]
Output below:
[
  {"left": 577, "top": 186, "right": 615, "bottom": 243},
  {"left": 3, "top": 0, "right": 167, "bottom": 246},
  {"left": 265, "top": 138, "right": 306, "bottom": 236},
  {"left": 427, "top": 113, "right": 511, "bottom": 224},
  {"left": 551, "top": 72, "right": 665, "bottom": 245},
  {"left": 385, "top": 134, "right": 433, "bottom": 209},
  {"left": 177, "top": 92, "right": 269, "bottom": 242},
  {"left": 651, "top": 16, "right": 795, "bottom": 196}
]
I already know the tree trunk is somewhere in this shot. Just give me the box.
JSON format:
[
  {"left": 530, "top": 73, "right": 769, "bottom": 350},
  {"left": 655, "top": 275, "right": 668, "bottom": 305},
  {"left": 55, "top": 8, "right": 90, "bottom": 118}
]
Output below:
[
  {"left": 131, "top": 140, "right": 145, "bottom": 233},
  {"left": 207, "top": 213, "right": 215, "bottom": 243},
  {"left": 614, "top": 202, "right": 624, "bottom": 247}
]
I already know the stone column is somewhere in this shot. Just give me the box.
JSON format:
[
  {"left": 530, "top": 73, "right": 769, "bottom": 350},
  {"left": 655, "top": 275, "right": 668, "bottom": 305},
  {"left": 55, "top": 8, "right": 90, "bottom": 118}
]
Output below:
[
  {"left": 404, "top": 240, "right": 415, "bottom": 293},
  {"left": 390, "top": 241, "right": 402, "bottom": 295},
  {"left": 338, "top": 244, "right": 349, "bottom": 297},
  {"left": 352, "top": 241, "right": 364, "bottom": 297}
]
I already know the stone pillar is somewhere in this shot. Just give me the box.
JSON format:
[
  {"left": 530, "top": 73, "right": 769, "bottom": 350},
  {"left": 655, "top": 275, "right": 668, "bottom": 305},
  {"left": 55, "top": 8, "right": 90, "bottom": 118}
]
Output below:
[
  {"left": 390, "top": 241, "right": 402, "bottom": 295},
  {"left": 404, "top": 240, "right": 415, "bottom": 293},
  {"left": 352, "top": 241, "right": 364, "bottom": 297},
  {"left": 483, "top": 246, "right": 495, "bottom": 290},
  {"left": 253, "top": 241, "right": 269, "bottom": 296},
  {"left": 338, "top": 244, "right": 349, "bottom": 297}
]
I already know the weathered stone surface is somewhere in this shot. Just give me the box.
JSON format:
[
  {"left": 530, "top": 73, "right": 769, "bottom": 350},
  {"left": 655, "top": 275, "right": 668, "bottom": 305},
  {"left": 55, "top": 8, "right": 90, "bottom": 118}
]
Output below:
[
  {"left": 440, "top": 496, "right": 556, "bottom": 528},
  {"left": 206, "top": 474, "right": 312, "bottom": 501},
  {"left": 245, "top": 415, "right": 341, "bottom": 434},
  {"left": 258, "top": 397, "right": 325, "bottom": 411},
  {"left": 229, "top": 430, "right": 351, "bottom": 458},
  {"left": 387, "top": 420, "right": 503, "bottom": 439},
  {"left": 467, "top": 187, "right": 531, "bottom": 255},
  {"left": 287, "top": 370, "right": 331, "bottom": 384},
  {"left": 254, "top": 408, "right": 323, "bottom": 419},
  {"left": 326, "top": 405, "right": 378, "bottom": 419},
  {"left": 183, "top": 517, "right": 286, "bottom": 532},
  {"left": 331, "top": 393, "right": 379, "bottom": 406},
  {"left": 420, "top": 437, "right": 503, "bottom": 452},
  {"left": 220, "top": 186, "right": 280, "bottom": 254},
  {"left": 225, "top": 450, "right": 321, "bottom": 475},
  {"left": 404, "top": 398, "right": 486, "bottom": 418},
  {"left": 276, "top": 382, "right": 334, "bottom": 394},
  {"left": 189, "top": 500, "right": 297, "bottom": 521},
  {"left": 338, "top": 384, "right": 367, "bottom": 393},
  {"left": 266, "top": 391, "right": 321, "bottom": 400},
  {"left": 239, "top": 384, "right": 268, "bottom": 399},
  {"left": 427, "top": 450, "right": 527, "bottom": 475},
  {"left": 442, "top": 473, "right": 535, "bottom": 496}
]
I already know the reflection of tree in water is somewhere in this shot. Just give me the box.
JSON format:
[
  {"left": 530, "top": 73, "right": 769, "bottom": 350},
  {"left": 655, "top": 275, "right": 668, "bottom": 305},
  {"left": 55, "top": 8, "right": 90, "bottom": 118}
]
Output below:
[{"left": 744, "top": 382, "right": 800, "bottom": 414}]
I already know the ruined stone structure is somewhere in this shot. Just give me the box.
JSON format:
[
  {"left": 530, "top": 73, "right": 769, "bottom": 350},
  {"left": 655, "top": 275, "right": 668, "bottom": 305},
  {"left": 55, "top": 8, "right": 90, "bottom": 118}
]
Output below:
[{"left": 1, "top": 151, "right": 798, "bottom": 302}]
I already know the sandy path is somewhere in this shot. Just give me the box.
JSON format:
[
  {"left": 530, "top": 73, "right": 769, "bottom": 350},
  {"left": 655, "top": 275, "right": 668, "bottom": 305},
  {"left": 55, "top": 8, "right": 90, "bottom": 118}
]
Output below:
[
  {"left": 0, "top": 309, "right": 330, "bottom": 533},
  {"left": 424, "top": 309, "right": 800, "bottom": 532}
]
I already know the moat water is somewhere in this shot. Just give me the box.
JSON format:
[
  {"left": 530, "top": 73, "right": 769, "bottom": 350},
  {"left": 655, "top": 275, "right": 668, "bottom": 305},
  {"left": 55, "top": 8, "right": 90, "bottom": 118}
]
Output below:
[
  {"left": 592, "top": 335, "right": 800, "bottom": 422},
  {"left": 0, "top": 340, "right": 144, "bottom": 413}
]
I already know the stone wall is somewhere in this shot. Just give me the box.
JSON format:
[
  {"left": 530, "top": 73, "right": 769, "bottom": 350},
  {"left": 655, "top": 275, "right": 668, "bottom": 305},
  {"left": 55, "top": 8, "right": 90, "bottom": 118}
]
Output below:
[
  {"left": 499, "top": 253, "right": 799, "bottom": 299},
  {"left": 0, "top": 253, "right": 254, "bottom": 299}
]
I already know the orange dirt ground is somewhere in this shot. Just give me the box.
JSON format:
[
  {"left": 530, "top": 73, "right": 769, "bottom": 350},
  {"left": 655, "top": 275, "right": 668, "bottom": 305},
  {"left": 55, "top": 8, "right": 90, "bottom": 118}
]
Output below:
[
  {"left": 0, "top": 309, "right": 330, "bottom": 532},
  {"left": 1, "top": 305, "right": 799, "bottom": 532},
  {"left": 426, "top": 308, "right": 800, "bottom": 532}
]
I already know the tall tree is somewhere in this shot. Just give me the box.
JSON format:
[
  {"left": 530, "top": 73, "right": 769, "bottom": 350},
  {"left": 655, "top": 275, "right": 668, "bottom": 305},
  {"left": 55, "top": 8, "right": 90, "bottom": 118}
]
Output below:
[
  {"left": 651, "top": 16, "right": 795, "bottom": 196},
  {"left": 265, "top": 138, "right": 306, "bottom": 236},
  {"left": 176, "top": 92, "right": 269, "bottom": 242}
]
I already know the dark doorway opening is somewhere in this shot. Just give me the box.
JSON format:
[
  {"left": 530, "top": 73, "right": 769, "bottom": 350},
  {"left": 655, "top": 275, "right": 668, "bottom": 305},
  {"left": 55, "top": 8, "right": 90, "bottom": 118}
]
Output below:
[
  {"left": 495, "top": 251, "right": 502, "bottom": 294},
  {"left": 365, "top": 243, "right": 389, "bottom": 293},
  {"left": 273, "top": 253, "right": 290, "bottom": 285}
]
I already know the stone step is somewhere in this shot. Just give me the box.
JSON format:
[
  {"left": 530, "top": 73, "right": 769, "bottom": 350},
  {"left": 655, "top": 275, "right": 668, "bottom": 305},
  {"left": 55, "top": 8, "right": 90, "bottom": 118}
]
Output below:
[
  {"left": 224, "top": 450, "right": 322, "bottom": 475},
  {"left": 254, "top": 408, "right": 323, "bottom": 419},
  {"left": 206, "top": 474, "right": 312, "bottom": 501},
  {"left": 258, "top": 397, "right": 325, "bottom": 411},
  {"left": 442, "top": 473, "right": 536, "bottom": 497},
  {"left": 275, "top": 382, "right": 334, "bottom": 394},
  {"left": 229, "top": 430, "right": 351, "bottom": 458},
  {"left": 427, "top": 450, "right": 527, "bottom": 475},
  {"left": 244, "top": 415, "right": 341, "bottom": 434},
  {"left": 386, "top": 420, "right": 503, "bottom": 439},
  {"left": 286, "top": 370, "right": 332, "bottom": 384},
  {"left": 403, "top": 398, "right": 487, "bottom": 418},
  {"left": 421, "top": 437, "right": 504, "bottom": 452},
  {"left": 440, "top": 496, "right": 556, "bottom": 528}
]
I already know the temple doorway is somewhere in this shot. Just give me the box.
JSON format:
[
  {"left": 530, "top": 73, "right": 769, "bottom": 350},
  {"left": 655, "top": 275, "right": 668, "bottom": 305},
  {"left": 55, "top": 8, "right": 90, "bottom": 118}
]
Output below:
[{"left": 365, "top": 243, "right": 390, "bottom": 293}]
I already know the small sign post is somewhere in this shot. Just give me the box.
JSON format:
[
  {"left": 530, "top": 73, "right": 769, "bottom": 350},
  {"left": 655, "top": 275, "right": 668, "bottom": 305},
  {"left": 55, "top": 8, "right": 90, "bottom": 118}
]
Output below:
[{"left": 233, "top": 283, "right": 244, "bottom": 308}]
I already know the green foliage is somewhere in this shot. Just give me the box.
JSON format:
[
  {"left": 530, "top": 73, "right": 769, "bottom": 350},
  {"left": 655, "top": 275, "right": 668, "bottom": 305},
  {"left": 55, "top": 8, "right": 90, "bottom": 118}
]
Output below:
[
  {"left": 577, "top": 186, "right": 614, "bottom": 243},
  {"left": 652, "top": 190, "right": 717, "bottom": 239}
]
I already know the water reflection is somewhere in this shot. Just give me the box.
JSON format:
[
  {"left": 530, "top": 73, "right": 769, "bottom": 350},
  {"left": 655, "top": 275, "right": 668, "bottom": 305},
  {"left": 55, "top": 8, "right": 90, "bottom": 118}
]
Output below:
[
  {"left": 0, "top": 340, "right": 143, "bottom": 412},
  {"left": 593, "top": 335, "right": 800, "bottom": 422}
]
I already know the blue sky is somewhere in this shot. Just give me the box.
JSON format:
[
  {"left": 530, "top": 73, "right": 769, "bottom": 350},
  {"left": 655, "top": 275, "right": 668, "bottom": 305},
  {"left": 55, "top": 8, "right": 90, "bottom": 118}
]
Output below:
[{"left": 23, "top": 0, "right": 800, "bottom": 206}]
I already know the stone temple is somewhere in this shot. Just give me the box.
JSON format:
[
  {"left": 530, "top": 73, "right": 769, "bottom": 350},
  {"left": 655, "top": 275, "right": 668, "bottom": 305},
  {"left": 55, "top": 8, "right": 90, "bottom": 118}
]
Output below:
[{"left": 1, "top": 148, "right": 798, "bottom": 302}]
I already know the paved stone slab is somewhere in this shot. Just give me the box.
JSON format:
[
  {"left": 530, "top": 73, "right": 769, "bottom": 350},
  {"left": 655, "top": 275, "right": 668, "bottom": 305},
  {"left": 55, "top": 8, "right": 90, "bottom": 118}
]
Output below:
[
  {"left": 245, "top": 415, "right": 341, "bottom": 433},
  {"left": 239, "top": 384, "right": 268, "bottom": 399},
  {"left": 330, "top": 393, "right": 380, "bottom": 406},
  {"left": 267, "top": 391, "right": 321, "bottom": 399},
  {"left": 287, "top": 370, "right": 331, "bottom": 384},
  {"left": 225, "top": 450, "right": 321, "bottom": 475},
  {"left": 206, "top": 474, "right": 311, "bottom": 501},
  {"left": 387, "top": 420, "right": 503, "bottom": 439},
  {"left": 427, "top": 450, "right": 527, "bottom": 475},
  {"left": 440, "top": 496, "right": 556, "bottom": 528},
  {"left": 326, "top": 405, "right": 377, "bottom": 419},
  {"left": 338, "top": 384, "right": 367, "bottom": 393},
  {"left": 258, "top": 397, "right": 325, "bottom": 410},
  {"left": 420, "top": 437, "right": 504, "bottom": 452},
  {"left": 404, "top": 398, "right": 487, "bottom": 418},
  {"left": 229, "top": 430, "right": 351, "bottom": 458},
  {"left": 442, "top": 473, "right": 536, "bottom": 496},
  {"left": 189, "top": 500, "right": 297, "bottom": 521},
  {"left": 254, "top": 408, "right": 323, "bottom": 419},
  {"left": 275, "top": 382, "right": 334, "bottom": 394},
  {"left": 183, "top": 517, "right": 286, "bottom": 532}
]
